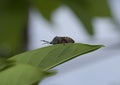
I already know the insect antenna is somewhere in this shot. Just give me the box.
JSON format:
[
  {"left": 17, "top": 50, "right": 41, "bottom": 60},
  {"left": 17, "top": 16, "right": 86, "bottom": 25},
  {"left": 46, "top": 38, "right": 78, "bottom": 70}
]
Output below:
[{"left": 41, "top": 40, "right": 50, "bottom": 44}]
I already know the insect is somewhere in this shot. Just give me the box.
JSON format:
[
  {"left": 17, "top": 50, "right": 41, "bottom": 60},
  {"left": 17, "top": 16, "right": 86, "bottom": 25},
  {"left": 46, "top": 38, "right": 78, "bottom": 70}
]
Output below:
[{"left": 41, "top": 36, "right": 75, "bottom": 45}]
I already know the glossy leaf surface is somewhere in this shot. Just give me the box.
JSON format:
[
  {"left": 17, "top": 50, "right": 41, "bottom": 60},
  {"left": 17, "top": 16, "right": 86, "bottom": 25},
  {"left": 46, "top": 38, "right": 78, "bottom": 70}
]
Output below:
[{"left": 10, "top": 43, "right": 103, "bottom": 71}]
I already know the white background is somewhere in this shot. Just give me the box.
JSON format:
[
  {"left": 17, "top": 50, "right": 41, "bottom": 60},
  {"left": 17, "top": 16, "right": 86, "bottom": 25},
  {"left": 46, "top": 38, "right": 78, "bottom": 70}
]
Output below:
[{"left": 28, "top": 0, "right": 120, "bottom": 85}]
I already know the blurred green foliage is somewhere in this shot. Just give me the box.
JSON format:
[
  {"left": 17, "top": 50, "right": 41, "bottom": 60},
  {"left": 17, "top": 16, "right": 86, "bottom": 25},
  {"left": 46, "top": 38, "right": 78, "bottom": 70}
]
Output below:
[
  {"left": 0, "top": 0, "right": 28, "bottom": 57},
  {"left": 0, "top": 0, "right": 111, "bottom": 57},
  {"left": 62, "top": 0, "right": 112, "bottom": 35}
]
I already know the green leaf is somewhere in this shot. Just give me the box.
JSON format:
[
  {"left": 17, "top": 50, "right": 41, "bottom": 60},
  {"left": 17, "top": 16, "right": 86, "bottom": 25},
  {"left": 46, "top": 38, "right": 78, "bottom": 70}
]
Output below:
[
  {"left": 0, "top": 64, "right": 50, "bottom": 85},
  {"left": 0, "top": 0, "right": 28, "bottom": 57},
  {"left": 9, "top": 43, "right": 103, "bottom": 71},
  {"left": 0, "top": 58, "right": 14, "bottom": 71},
  {"left": 31, "top": 0, "right": 62, "bottom": 20},
  {"left": 88, "top": 0, "right": 112, "bottom": 17},
  {"left": 62, "top": 0, "right": 112, "bottom": 35}
]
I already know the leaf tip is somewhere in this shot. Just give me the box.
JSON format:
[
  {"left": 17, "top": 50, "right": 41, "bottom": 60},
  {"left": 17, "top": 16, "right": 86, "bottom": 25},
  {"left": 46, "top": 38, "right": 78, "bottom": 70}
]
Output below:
[{"left": 99, "top": 45, "right": 105, "bottom": 47}]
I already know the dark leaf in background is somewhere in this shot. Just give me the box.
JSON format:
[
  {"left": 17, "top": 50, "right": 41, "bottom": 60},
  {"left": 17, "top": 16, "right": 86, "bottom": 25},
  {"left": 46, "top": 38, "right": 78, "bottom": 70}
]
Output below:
[
  {"left": 0, "top": 0, "right": 28, "bottom": 57},
  {"left": 31, "top": 0, "right": 62, "bottom": 20},
  {"left": 60, "top": 0, "right": 112, "bottom": 35}
]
